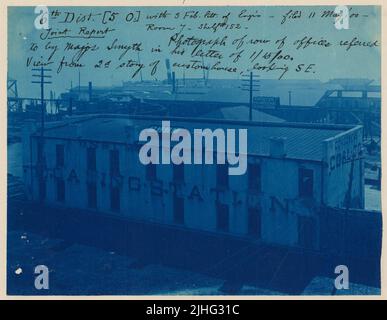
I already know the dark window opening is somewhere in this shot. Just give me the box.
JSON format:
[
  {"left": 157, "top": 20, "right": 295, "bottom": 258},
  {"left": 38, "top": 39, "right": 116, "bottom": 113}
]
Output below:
[
  {"left": 299, "top": 168, "right": 314, "bottom": 198},
  {"left": 173, "top": 196, "right": 184, "bottom": 224},
  {"left": 87, "top": 148, "right": 97, "bottom": 172},
  {"left": 56, "top": 178, "right": 65, "bottom": 202},
  {"left": 110, "top": 186, "right": 120, "bottom": 212},
  {"left": 56, "top": 144, "right": 65, "bottom": 168},
  {"left": 248, "top": 163, "right": 261, "bottom": 192},
  {"left": 173, "top": 164, "right": 184, "bottom": 183},
  {"left": 146, "top": 164, "right": 157, "bottom": 181},
  {"left": 87, "top": 182, "right": 97, "bottom": 209},
  {"left": 216, "top": 203, "right": 229, "bottom": 232},
  {"left": 248, "top": 207, "right": 261, "bottom": 238},
  {"left": 216, "top": 164, "right": 229, "bottom": 188},
  {"left": 110, "top": 150, "right": 120, "bottom": 176}
]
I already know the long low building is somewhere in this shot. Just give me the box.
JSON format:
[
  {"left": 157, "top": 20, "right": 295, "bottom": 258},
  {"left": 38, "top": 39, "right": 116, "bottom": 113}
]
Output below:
[{"left": 22, "top": 115, "right": 364, "bottom": 249}]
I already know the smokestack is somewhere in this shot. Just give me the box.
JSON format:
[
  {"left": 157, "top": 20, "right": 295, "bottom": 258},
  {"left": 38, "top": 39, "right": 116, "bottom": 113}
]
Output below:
[
  {"left": 172, "top": 71, "right": 176, "bottom": 94},
  {"left": 88, "top": 81, "right": 92, "bottom": 101},
  {"left": 165, "top": 59, "right": 172, "bottom": 84},
  {"left": 269, "top": 137, "right": 287, "bottom": 158}
]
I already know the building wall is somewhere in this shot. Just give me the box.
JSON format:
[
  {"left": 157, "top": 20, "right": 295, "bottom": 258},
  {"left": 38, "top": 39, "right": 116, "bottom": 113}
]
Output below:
[
  {"left": 23, "top": 126, "right": 362, "bottom": 249},
  {"left": 323, "top": 126, "right": 364, "bottom": 209}
]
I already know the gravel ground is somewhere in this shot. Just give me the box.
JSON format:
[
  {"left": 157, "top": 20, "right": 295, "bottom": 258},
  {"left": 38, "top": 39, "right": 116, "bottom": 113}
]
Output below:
[
  {"left": 7, "top": 230, "right": 380, "bottom": 296},
  {"left": 7, "top": 231, "right": 284, "bottom": 295}
]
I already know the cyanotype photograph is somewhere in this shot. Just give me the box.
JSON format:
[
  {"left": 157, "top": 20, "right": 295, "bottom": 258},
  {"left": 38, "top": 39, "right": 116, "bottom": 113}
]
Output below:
[{"left": 6, "top": 4, "right": 382, "bottom": 296}]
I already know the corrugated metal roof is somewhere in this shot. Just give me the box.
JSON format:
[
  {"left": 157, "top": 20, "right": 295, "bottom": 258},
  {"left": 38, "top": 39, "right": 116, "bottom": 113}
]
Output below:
[{"left": 39, "top": 116, "right": 351, "bottom": 162}]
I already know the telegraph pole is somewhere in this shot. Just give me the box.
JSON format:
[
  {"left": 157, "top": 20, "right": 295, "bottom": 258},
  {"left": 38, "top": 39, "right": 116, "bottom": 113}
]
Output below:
[
  {"left": 32, "top": 67, "right": 51, "bottom": 202},
  {"left": 241, "top": 72, "right": 260, "bottom": 121},
  {"left": 32, "top": 67, "right": 52, "bottom": 135}
]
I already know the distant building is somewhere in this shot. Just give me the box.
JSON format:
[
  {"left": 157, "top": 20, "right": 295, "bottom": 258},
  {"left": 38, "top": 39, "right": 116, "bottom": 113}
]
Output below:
[
  {"left": 316, "top": 89, "right": 381, "bottom": 112},
  {"left": 22, "top": 115, "right": 364, "bottom": 249},
  {"left": 61, "top": 79, "right": 344, "bottom": 106},
  {"left": 203, "top": 106, "right": 285, "bottom": 122},
  {"left": 327, "top": 78, "right": 374, "bottom": 91}
]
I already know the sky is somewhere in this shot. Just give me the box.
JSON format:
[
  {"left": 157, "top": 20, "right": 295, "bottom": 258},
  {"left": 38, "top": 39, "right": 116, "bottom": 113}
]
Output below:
[{"left": 8, "top": 5, "right": 381, "bottom": 98}]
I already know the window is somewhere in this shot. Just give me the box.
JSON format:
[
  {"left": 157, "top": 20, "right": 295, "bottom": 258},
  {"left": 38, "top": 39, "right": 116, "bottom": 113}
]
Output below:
[
  {"left": 173, "top": 164, "right": 184, "bottom": 183},
  {"left": 248, "top": 207, "right": 261, "bottom": 238},
  {"left": 248, "top": 163, "right": 261, "bottom": 192},
  {"left": 87, "top": 147, "right": 96, "bottom": 171},
  {"left": 216, "top": 164, "right": 228, "bottom": 188},
  {"left": 298, "top": 168, "right": 314, "bottom": 198},
  {"left": 87, "top": 182, "right": 97, "bottom": 209},
  {"left": 56, "top": 178, "right": 65, "bottom": 202},
  {"left": 216, "top": 203, "right": 229, "bottom": 232},
  {"left": 110, "top": 150, "right": 120, "bottom": 176},
  {"left": 146, "top": 163, "right": 157, "bottom": 181},
  {"left": 110, "top": 186, "right": 120, "bottom": 212},
  {"left": 173, "top": 196, "right": 184, "bottom": 224},
  {"left": 56, "top": 144, "right": 64, "bottom": 168}
]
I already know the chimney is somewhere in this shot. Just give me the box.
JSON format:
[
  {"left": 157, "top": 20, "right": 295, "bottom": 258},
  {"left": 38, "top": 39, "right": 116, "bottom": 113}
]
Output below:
[
  {"left": 88, "top": 81, "right": 92, "bottom": 101},
  {"left": 172, "top": 71, "right": 176, "bottom": 93},
  {"left": 69, "top": 123, "right": 82, "bottom": 138},
  {"left": 165, "top": 59, "right": 172, "bottom": 84},
  {"left": 269, "top": 137, "right": 286, "bottom": 158},
  {"left": 125, "top": 124, "right": 139, "bottom": 143}
]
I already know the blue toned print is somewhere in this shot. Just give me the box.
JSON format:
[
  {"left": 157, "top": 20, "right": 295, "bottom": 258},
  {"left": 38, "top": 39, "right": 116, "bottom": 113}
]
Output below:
[{"left": 7, "top": 5, "right": 381, "bottom": 295}]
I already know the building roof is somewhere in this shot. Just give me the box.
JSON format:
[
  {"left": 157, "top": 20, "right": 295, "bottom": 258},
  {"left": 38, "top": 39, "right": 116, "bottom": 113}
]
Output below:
[
  {"left": 327, "top": 78, "right": 374, "bottom": 90},
  {"left": 203, "top": 106, "right": 285, "bottom": 123},
  {"left": 37, "top": 115, "right": 356, "bottom": 162},
  {"left": 73, "top": 79, "right": 343, "bottom": 107},
  {"left": 138, "top": 81, "right": 340, "bottom": 107}
]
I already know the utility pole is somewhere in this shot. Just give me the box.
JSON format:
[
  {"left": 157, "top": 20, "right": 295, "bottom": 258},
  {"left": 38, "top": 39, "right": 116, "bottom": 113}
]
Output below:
[
  {"left": 241, "top": 72, "right": 260, "bottom": 121},
  {"left": 32, "top": 67, "right": 52, "bottom": 135},
  {"left": 32, "top": 67, "right": 51, "bottom": 202}
]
